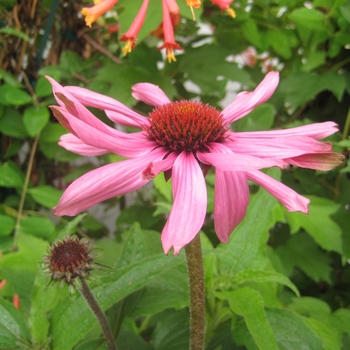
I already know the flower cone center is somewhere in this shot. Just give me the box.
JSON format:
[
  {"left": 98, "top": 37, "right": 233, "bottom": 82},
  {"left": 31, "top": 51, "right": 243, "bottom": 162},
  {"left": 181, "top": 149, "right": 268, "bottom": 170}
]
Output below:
[{"left": 145, "top": 101, "right": 228, "bottom": 153}]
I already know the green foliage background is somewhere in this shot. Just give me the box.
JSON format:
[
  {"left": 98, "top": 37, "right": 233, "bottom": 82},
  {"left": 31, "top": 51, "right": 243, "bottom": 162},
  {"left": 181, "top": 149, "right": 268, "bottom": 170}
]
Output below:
[{"left": 0, "top": 0, "right": 350, "bottom": 349}]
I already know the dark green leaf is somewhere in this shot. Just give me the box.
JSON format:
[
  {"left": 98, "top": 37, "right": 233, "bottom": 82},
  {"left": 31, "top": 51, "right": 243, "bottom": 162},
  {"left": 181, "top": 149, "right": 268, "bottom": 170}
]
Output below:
[
  {"left": 18, "top": 216, "right": 55, "bottom": 240},
  {"left": 23, "top": 105, "right": 50, "bottom": 136},
  {"left": 0, "top": 214, "right": 15, "bottom": 236},
  {"left": 0, "top": 162, "right": 24, "bottom": 188},
  {"left": 35, "top": 77, "right": 54, "bottom": 98},
  {"left": 0, "top": 107, "right": 28, "bottom": 138},
  {"left": 28, "top": 185, "right": 63, "bottom": 208}
]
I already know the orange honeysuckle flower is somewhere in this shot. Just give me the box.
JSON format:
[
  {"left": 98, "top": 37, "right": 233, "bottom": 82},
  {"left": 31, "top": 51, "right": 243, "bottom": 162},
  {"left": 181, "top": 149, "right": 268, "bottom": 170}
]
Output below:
[
  {"left": 120, "top": 0, "right": 150, "bottom": 56},
  {"left": 13, "top": 294, "right": 20, "bottom": 309},
  {"left": 81, "top": 0, "right": 119, "bottom": 27},
  {"left": 210, "top": 0, "right": 236, "bottom": 17},
  {"left": 186, "top": 0, "right": 201, "bottom": 20},
  {"left": 0, "top": 280, "right": 6, "bottom": 290},
  {"left": 159, "top": 0, "right": 183, "bottom": 62}
]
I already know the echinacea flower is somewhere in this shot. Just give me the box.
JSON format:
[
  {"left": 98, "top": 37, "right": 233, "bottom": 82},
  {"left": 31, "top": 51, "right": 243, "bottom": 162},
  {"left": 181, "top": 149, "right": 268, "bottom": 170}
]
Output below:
[
  {"left": 81, "top": 0, "right": 119, "bottom": 27},
  {"left": 47, "top": 72, "right": 343, "bottom": 254}
]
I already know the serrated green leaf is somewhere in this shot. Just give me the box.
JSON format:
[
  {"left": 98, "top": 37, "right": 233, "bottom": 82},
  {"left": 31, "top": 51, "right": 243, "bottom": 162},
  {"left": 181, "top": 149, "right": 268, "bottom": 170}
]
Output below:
[
  {"left": 23, "top": 105, "right": 50, "bottom": 136},
  {"left": 285, "top": 196, "right": 342, "bottom": 253},
  {"left": 0, "top": 297, "right": 31, "bottom": 348},
  {"left": 217, "top": 287, "right": 278, "bottom": 350},
  {"left": 230, "top": 269, "right": 299, "bottom": 296},
  {"left": 18, "top": 216, "right": 55, "bottom": 240},
  {"left": 50, "top": 254, "right": 185, "bottom": 350},
  {"left": 276, "top": 232, "right": 331, "bottom": 283},
  {"left": 0, "top": 162, "right": 24, "bottom": 188},
  {"left": 0, "top": 214, "right": 16, "bottom": 236},
  {"left": 28, "top": 185, "right": 62, "bottom": 208}
]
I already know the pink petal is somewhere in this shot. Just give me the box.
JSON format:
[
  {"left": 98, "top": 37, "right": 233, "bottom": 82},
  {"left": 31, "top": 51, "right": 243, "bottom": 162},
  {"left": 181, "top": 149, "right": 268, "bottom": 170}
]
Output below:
[
  {"left": 54, "top": 148, "right": 167, "bottom": 216},
  {"left": 197, "top": 143, "right": 285, "bottom": 171},
  {"left": 161, "top": 152, "right": 207, "bottom": 254},
  {"left": 52, "top": 106, "right": 156, "bottom": 158},
  {"left": 214, "top": 170, "right": 249, "bottom": 242},
  {"left": 222, "top": 71, "right": 280, "bottom": 124},
  {"left": 132, "top": 83, "right": 171, "bottom": 107},
  {"left": 59, "top": 134, "right": 109, "bottom": 156},
  {"left": 64, "top": 85, "right": 148, "bottom": 128},
  {"left": 232, "top": 122, "right": 339, "bottom": 140},
  {"left": 224, "top": 133, "right": 333, "bottom": 158},
  {"left": 105, "top": 110, "right": 150, "bottom": 128},
  {"left": 141, "top": 153, "right": 177, "bottom": 179},
  {"left": 286, "top": 153, "right": 344, "bottom": 170},
  {"left": 246, "top": 170, "right": 310, "bottom": 213}
]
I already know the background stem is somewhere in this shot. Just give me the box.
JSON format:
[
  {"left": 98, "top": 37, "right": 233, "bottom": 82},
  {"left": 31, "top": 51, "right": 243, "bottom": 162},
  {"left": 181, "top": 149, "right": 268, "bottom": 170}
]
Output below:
[{"left": 185, "top": 233, "right": 205, "bottom": 350}]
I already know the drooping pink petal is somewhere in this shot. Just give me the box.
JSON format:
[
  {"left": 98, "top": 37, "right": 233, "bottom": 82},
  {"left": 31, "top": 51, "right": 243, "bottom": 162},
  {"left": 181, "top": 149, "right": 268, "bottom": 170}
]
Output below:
[
  {"left": 224, "top": 133, "right": 333, "bottom": 158},
  {"left": 132, "top": 83, "right": 171, "bottom": 107},
  {"left": 214, "top": 170, "right": 249, "bottom": 242},
  {"left": 59, "top": 134, "right": 110, "bottom": 156},
  {"left": 197, "top": 143, "right": 285, "bottom": 171},
  {"left": 54, "top": 147, "right": 167, "bottom": 216},
  {"left": 141, "top": 152, "right": 177, "bottom": 179},
  {"left": 161, "top": 152, "right": 207, "bottom": 254},
  {"left": 231, "top": 122, "right": 339, "bottom": 141},
  {"left": 286, "top": 153, "right": 344, "bottom": 170},
  {"left": 63, "top": 85, "right": 148, "bottom": 128},
  {"left": 246, "top": 170, "right": 310, "bottom": 213},
  {"left": 51, "top": 106, "right": 156, "bottom": 158},
  {"left": 222, "top": 71, "right": 280, "bottom": 124}
]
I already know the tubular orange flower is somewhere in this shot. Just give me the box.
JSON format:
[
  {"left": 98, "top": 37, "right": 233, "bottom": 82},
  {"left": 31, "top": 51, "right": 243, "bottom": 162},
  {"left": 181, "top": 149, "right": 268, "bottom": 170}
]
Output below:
[
  {"left": 13, "top": 294, "right": 20, "bottom": 309},
  {"left": 81, "top": 0, "right": 119, "bottom": 27},
  {"left": 210, "top": 0, "right": 236, "bottom": 17},
  {"left": 158, "top": 0, "right": 183, "bottom": 62},
  {"left": 120, "top": 0, "right": 150, "bottom": 56},
  {"left": 186, "top": 0, "right": 201, "bottom": 20}
]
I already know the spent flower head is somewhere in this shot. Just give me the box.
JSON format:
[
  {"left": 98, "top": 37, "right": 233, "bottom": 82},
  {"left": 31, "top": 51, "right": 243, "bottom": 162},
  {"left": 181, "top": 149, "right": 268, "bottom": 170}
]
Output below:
[
  {"left": 46, "top": 72, "right": 343, "bottom": 254},
  {"left": 43, "top": 235, "right": 96, "bottom": 287}
]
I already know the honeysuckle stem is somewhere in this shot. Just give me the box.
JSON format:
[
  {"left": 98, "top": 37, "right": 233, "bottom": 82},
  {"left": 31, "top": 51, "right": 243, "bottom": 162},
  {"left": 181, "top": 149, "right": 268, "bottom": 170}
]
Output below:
[
  {"left": 185, "top": 233, "right": 205, "bottom": 350},
  {"left": 78, "top": 277, "right": 117, "bottom": 350}
]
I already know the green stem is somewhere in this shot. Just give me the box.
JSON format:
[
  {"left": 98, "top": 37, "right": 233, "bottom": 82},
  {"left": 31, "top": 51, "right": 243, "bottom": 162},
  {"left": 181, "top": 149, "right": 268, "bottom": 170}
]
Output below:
[
  {"left": 13, "top": 134, "right": 40, "bottom": 250},
  {"left": 185, "top": 233, "right": 205, "bottom": 350},
  {"left": 78, "top": 277, "right": 117, "bottom": 350},
  {"left": 342, "top": 108, "right": 350, "bottom": 141}
]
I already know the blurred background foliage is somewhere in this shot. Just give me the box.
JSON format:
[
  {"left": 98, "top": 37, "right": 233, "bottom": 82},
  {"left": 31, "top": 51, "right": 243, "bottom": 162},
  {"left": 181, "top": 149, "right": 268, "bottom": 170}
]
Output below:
[{"left": 0, "top": 0, "right": 350, "bottom": 349}]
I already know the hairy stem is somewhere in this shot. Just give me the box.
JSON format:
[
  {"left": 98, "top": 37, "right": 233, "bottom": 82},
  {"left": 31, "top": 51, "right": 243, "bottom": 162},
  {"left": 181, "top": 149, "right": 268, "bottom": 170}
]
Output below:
[
  {"left": 78, "top": 277, "right": 117, "bottom": 350},
  {"left": 185, "top": 233, "right": 205, "bottom": 350}
]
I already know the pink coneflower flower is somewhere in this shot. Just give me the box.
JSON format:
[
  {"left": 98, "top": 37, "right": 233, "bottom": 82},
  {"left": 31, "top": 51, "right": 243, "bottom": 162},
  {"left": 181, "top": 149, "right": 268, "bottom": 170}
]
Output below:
[
  {"left": 46, "top": 72, "right": 342, "bottom": 254},
  {"left": 81, "top": 0, "right": 119, "bottom": 27},
  {"left": 120, "top": 0, "right": 150, "bottom": 56}
]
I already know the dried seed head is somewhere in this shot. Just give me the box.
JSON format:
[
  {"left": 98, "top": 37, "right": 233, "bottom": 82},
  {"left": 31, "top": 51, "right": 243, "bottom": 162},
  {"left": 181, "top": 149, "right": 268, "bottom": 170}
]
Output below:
[{"left": 43, "top": 236, "right": 95, "bottom": 286}]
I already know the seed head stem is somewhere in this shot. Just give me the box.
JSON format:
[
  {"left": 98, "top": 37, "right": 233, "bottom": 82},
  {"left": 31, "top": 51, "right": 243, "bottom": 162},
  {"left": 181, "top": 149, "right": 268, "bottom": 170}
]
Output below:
[{"left": 78, "top": 277, "right": 117, "bottom": 350}]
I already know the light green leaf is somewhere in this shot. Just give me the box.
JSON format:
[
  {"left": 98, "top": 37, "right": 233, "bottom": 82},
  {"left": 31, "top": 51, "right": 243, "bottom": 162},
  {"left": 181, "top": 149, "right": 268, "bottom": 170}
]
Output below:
[
  {"left": 285, "top": 196, "right": 342, "bottom": 253},
  {"left": 50, "top": 254, "right": 185, "bottom": 350},
  {"left": 230, "top": 269, "right": 299, "bottom": 296},
  {"left": 56, "top": 214, "right": 87, "bottom": 239},
  {"left": 0, "top": 27, "right": 30, "bottom": 41},
  {"left": 0, "top": 162, "right": 24, "bottom": 188},
  {"left": 18, "top": 216, "right": 55, "bottom": 240},
  {"left": 0, "top": 297, "right": 31, "bottom": 348},
  {"left": 35, "top": 77, "right": 53, "bottom": 98},
  {"left": 23, "top": 106, "right": 50, "bottom": 137},
  {"left": 289, "top": 8, "right": 326, "bottom": 32},
  {"left": 241, "top": 19, "right": 262, "bottom": 48},
  {"left": 0, "top": 214, "right": 16, "bottom": 236},
  {"left": 267, "top": 30, "right": 292, "bottom": 59},
  {"left": 28, "top": 185, "right": 63, "bottom": 208},
  {"left": 0, "top": 107, "right": 28, "bottom": 138},
  {"left": 217, "top": 287, "right": 278, "bottom": 350},
  {"left": 39, "top": 122, "right": 66, "bottom": 143}
]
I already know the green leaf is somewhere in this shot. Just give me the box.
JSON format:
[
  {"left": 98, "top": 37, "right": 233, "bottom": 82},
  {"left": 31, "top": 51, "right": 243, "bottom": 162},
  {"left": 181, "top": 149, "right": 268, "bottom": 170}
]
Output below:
[
  {"left": 0, "top": 27, "right": 30, "bottom": 41},
  {"left": 216, "top": 168, "right": 280, "bottom": 275},
  {"left": 150, "top": 308, "right": 189, "bottom": 350},
  {"left": 0, "top": 162, "right": 24, "bottom": 188},
  {"left": 23, "top": 106, "right": 50, "bottom": 137},
  {"left": 265, "top": 308, "right": 324, "bottom": 349},
  {"left": 116, "top": 205, "right": 161, "bottom": 230},
  {"left": 267, "top": 30, "right": 292, "bottom": 59},
  {"left": 301, "top": 51, "right": 326, "bottom": 72},
  {"left": 3, "top": 87, "right": 32, "bottom": 105},
  {"left": 235, "top": 103, "right": 275, "bottom": 132},
  {"left": 276, "top": 232, "right": 331, "bottom": 283},
  {"left": 289, "top": 8, "right": 326, "bottom": 32},
  {"left": 39, "top": 122, "right": 66, "bottom": 142},
  {"left": 50, "top": 254, "right": 185, "bottom": 350},
  {"left": 28, "top": 185, "right": 63, "bottom": 208},
  {"left": 35, "top": 77, "right": 54, "bottom": 98},
  {"left": 229, "top": 269, "right": 299, "bottom": 296},
  {"left": 0, "top": 297, "right": 31, "bottom": 348},
  {"left": 285, "top": 196, "right": 342, "bottom": 253},
  {"left": 56, "top": 214, "right": 87, "bottom": 239},
  {"left": 240, "top": 19, "right": 262, "bottom": 48},
  {"left": 0, "top": 107, "right": 28, "bottom": 138},
  {"left": 0, "top": 214, "right": 16, "bottom": 236},
  {"left": 217, "top": 287, "right": 278, "bottom": 350},
  {"left": 18, "top": 216, "right": 55, "bottom": 240}
]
